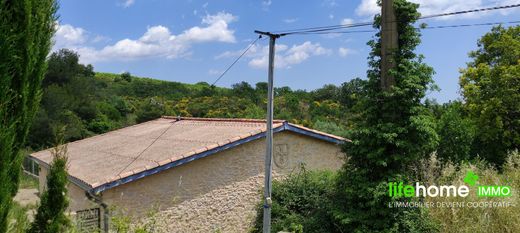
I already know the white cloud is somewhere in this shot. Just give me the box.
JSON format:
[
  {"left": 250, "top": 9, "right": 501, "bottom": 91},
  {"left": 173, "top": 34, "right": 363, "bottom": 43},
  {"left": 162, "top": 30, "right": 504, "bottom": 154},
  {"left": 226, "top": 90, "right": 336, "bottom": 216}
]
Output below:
[
  {"left": 208, "top": 69, "right": 222, "bottom": 75},
  {"left": 341, "top": 18, "right": 354, "bottom": 25},
  {"left": 323, "top": 0, "right": 338, "bottom": 7},
  {"left": 283, "top": 18, "right": 299, "bottom": 23},
  {"left": 355, "top": 0, "right": 519, "bottom": 20},
  {"left": 214, "top": 43, "right": 264, "bottom": 59},
  {"left": 356, "top": 0, "right": 379, "bottom": 16},
  {"left": 243, "top": 41, "right": 331, "bottom": 69},
  {"left": 54, "top": 23, "right": 87, "bottom": 47},
  {"left": 122, "top": 0, "right": 135, "bottom": 8},
  {"left": 92, "top": 35, "right": 110, "bottom": 43},
  {"left": 338, "top": 47, "right": 355, "bottom": 57},
  {"left": 262, "top": 0, "right": 272, "bottom": 10},
  {"left": 217, "top": 41, "right": 331, "bottom": 69},
  {"left": 58, "top": 12, "right": 237, "bottom": 63}
]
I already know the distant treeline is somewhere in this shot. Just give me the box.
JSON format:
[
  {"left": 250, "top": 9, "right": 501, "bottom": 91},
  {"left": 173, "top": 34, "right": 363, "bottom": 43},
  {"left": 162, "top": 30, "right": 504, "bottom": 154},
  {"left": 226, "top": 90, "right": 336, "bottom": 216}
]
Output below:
[{"left": 27, "top": 49, "right": 363, "bottom": 150}]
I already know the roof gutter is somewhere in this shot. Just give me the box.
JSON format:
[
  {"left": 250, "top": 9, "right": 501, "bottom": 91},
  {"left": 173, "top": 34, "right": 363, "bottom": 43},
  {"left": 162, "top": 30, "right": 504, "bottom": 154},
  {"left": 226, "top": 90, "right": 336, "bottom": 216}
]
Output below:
[{"left": 85, "top": 190, "right": 110, "bottom": 233}]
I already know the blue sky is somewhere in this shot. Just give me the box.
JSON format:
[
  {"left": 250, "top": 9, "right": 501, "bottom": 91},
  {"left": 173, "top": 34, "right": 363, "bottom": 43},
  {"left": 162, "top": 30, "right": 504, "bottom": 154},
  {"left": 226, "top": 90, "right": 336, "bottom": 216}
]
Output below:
[{"left": 54, "top": 0, "right": 520, "bottom": 103}]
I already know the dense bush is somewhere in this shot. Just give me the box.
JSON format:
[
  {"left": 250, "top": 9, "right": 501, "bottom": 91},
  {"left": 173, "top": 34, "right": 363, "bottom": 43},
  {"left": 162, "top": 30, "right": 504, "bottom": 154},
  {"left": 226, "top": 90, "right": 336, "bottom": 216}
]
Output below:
[
  {"left": 436, "top": 102, "right": 476, "bottom": 164},
  {"left": 251, "top": 169, "right": 339, "bottom": 233}
]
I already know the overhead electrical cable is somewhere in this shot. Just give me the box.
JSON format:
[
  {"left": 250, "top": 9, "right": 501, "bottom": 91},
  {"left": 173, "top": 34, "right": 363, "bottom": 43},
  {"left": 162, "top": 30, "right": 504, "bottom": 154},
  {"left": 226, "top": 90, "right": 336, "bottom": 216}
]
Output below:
[
  {"left": 420, "top": 3, "right": 520, "bottom": 19},
  {"left": 211, "top": 4, "right": 520, "bottom": 86},
  {"left": 116, "top": 120, "right": 176, "bottom": 177},
  {"left": 289, "top": 20, "right": 520, "bottom": 35},
  {"left": 271, "top": 3, "right": 520, "bottom": 36},
  {"left": 211, "top": 35, "right": 262, "bottom": 86}
]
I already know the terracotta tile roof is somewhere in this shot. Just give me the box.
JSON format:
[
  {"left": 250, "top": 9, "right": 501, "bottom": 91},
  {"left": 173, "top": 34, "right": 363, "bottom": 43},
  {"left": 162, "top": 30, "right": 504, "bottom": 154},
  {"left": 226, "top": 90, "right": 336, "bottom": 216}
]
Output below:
[{"left": 30, "top": 117, "right": 346, "bottom": 192}]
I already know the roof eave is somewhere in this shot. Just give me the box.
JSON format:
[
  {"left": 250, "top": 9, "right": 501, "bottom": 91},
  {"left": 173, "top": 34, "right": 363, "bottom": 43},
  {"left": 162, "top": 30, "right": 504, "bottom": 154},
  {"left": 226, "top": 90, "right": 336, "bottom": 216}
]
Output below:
[
  {"left": 284, "top": 122, "right": 348, "bottom": 144},
  {"left": 29, "top": 155, "right": 94, "bottom": 191},
  {"left": 34, "top": 121, "right": 349, "bottom": 194}
]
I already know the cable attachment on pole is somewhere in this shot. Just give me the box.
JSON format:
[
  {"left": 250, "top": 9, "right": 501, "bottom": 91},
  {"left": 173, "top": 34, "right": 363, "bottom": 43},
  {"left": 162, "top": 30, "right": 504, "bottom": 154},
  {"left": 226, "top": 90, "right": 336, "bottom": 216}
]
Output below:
[{"left": 254, "top": 29, "right": 283, "bottom": 233}]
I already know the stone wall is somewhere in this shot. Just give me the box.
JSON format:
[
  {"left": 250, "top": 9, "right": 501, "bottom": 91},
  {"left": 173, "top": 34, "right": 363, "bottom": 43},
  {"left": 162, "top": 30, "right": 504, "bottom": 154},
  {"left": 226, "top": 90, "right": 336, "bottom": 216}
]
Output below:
[{"left": 103, "top": 131, "right": 344, "bottom": 232}]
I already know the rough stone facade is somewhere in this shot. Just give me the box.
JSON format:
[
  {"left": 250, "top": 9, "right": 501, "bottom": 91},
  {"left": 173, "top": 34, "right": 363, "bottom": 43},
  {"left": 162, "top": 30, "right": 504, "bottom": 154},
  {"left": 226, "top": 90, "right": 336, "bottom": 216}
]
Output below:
[{"left": 39, "top": 131, "right": 344, "bottom": 232}]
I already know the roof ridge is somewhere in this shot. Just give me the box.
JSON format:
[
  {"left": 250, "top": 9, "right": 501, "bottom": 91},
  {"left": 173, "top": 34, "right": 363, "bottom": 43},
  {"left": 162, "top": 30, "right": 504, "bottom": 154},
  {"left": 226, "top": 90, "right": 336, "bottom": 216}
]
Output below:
[{"left": 162, "top": 116, "right": 286, "bottom": 124}]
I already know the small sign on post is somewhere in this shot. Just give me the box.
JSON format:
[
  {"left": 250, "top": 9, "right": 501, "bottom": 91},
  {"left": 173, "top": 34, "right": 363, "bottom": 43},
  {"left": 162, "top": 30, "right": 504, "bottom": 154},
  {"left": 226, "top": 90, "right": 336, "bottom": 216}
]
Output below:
[{"left": 76, "top": 208, "right": 101, "bottom": 232}]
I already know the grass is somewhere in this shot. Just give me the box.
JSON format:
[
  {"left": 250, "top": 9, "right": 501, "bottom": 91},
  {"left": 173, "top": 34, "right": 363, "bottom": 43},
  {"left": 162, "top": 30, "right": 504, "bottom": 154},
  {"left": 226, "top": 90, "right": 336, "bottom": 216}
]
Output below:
[
  {"left": 18, "top": 172, "right": 39, "bottom": 189},
  {"left": 7, "top": 202, "right": 31, "bottom": 233},
  {"left": 421, "top": 151, "right": 520, "bottom": 233}
]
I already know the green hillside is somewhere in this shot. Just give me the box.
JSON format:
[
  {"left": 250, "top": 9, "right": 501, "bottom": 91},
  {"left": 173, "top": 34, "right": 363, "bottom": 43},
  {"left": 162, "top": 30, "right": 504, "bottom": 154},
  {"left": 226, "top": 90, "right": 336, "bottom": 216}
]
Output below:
[{"left": 27, "top": 49, "right": 358, "bottom": 150}]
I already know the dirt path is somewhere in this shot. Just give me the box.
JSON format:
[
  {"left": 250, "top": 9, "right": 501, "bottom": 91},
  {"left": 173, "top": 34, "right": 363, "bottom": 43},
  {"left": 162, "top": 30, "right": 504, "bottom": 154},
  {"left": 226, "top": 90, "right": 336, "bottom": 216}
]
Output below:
[{"left": 14, "top": 188, "right": 39, "bottom": 207}]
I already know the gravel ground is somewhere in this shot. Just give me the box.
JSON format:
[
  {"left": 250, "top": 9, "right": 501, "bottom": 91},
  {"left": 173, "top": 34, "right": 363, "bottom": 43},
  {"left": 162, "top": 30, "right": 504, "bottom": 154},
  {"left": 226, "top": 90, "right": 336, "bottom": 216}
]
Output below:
[{"left": 14, "top": 188, "right": 39, "bottom": 207}]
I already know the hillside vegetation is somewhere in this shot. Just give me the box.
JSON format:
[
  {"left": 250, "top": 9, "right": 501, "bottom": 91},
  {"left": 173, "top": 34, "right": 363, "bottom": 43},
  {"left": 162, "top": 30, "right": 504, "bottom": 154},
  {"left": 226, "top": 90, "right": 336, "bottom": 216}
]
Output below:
[{"left": 27, "top": 49, "right": 359, "bottom": 150}]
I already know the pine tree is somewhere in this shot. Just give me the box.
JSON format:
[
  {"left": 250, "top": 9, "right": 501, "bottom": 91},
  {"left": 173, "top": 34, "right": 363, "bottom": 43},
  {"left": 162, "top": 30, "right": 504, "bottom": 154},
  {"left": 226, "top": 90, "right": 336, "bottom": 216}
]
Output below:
[
  {"left": 0, "top": 0, "right": 57, "bottom": 231},
  {"left": 334, "top": 0, "right": 438, "bottom": 232},
  {"left": 29, "top": 138, "right": 70, "bottom": 233}
]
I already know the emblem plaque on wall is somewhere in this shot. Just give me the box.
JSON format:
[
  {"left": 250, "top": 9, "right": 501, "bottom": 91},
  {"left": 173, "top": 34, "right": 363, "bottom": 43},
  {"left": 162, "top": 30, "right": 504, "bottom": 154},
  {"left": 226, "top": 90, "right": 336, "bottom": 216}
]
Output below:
[
  {"left": 274, "top": 144, "right": 289, "bottom": 168},
  {"left": 76, "top": 208, "right": 100, "bottom": 231}
]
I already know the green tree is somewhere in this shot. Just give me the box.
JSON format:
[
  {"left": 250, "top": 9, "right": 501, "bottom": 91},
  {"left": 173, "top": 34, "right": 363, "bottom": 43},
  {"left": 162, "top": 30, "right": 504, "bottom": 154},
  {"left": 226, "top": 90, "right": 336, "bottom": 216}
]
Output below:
[
  {"left": 0, "top": 0, "right": 57, "bottom": 231},
  {"left": 312, "top": 84, "right": 340, "bottom": 102},
  {"left": 120, "top": 72, "right": 132, "bottom": 82},
  {"left": 29, "top": 134, "right": 70, "bottom": 233},
  {"left": 136, "top": 98, "right": 164, "bottom": 123},
  {"left": 335, "top": 0, "right": 438, "bottom": 232},
  {"left": 232, "top": 81, "right": 255, "bottom": 98},
  {"left": 338, "top": 78, "right": 367, "bottom": 110},
  {"left": 459, "top": 25, "right": 520, "bottom": 166},
  {"left": 44, "top": 49, "right": 94, "bottom": 86},
  {"left": 436, "top": 102, "right": 475, "bottom": 163}
]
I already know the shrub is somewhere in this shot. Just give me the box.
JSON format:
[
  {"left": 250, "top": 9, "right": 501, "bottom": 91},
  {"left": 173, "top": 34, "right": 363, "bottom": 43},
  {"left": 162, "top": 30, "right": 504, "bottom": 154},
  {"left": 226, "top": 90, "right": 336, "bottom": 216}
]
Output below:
[
  {"left": 436, "top": 102, "right": 476, "bottom": 164},
  {"left": 251, "top": 168, "right": 340, "bottom": 233}
]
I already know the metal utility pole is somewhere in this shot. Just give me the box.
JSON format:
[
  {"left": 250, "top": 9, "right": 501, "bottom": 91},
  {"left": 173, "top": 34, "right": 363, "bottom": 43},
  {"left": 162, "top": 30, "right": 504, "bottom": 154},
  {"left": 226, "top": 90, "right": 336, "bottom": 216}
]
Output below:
[
  {"left": 254, "top": 30, "right": 281, "bottom": 233},
  {"left": 381, "top": 0, "right": 398, "bottom": 90}
]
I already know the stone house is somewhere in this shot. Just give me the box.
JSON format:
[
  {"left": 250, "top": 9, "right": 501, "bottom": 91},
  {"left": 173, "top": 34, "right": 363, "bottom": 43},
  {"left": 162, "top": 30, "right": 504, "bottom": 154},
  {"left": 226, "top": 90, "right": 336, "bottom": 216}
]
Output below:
[{"left": 30, "top": 117, "right": 347, "bottom": 232}]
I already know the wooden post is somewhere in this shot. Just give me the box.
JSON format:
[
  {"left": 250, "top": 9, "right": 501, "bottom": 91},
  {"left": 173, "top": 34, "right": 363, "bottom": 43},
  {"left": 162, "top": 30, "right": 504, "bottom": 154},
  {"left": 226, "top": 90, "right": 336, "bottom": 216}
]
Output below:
[{"left": 381, "top": 0, "right": 398, "bottom": 90}]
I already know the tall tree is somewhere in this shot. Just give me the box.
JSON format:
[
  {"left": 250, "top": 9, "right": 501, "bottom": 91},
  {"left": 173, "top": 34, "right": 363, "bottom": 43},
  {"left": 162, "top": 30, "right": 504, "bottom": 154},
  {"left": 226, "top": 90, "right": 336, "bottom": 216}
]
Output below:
[
  {"left": 459, "top": 25, "right": 520, "bottom": 166},
  {"left": 29, "top": 133, "right": 70, "bottom": 233},
  {"left": 0, "top": 0, "right": 57, "bottom": 231},
  {"left": 334, "top": 0, "right": 438, "bottom": 232},
  {"left": 44, "top": 49, "right": 94, "bottom": 86}
]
